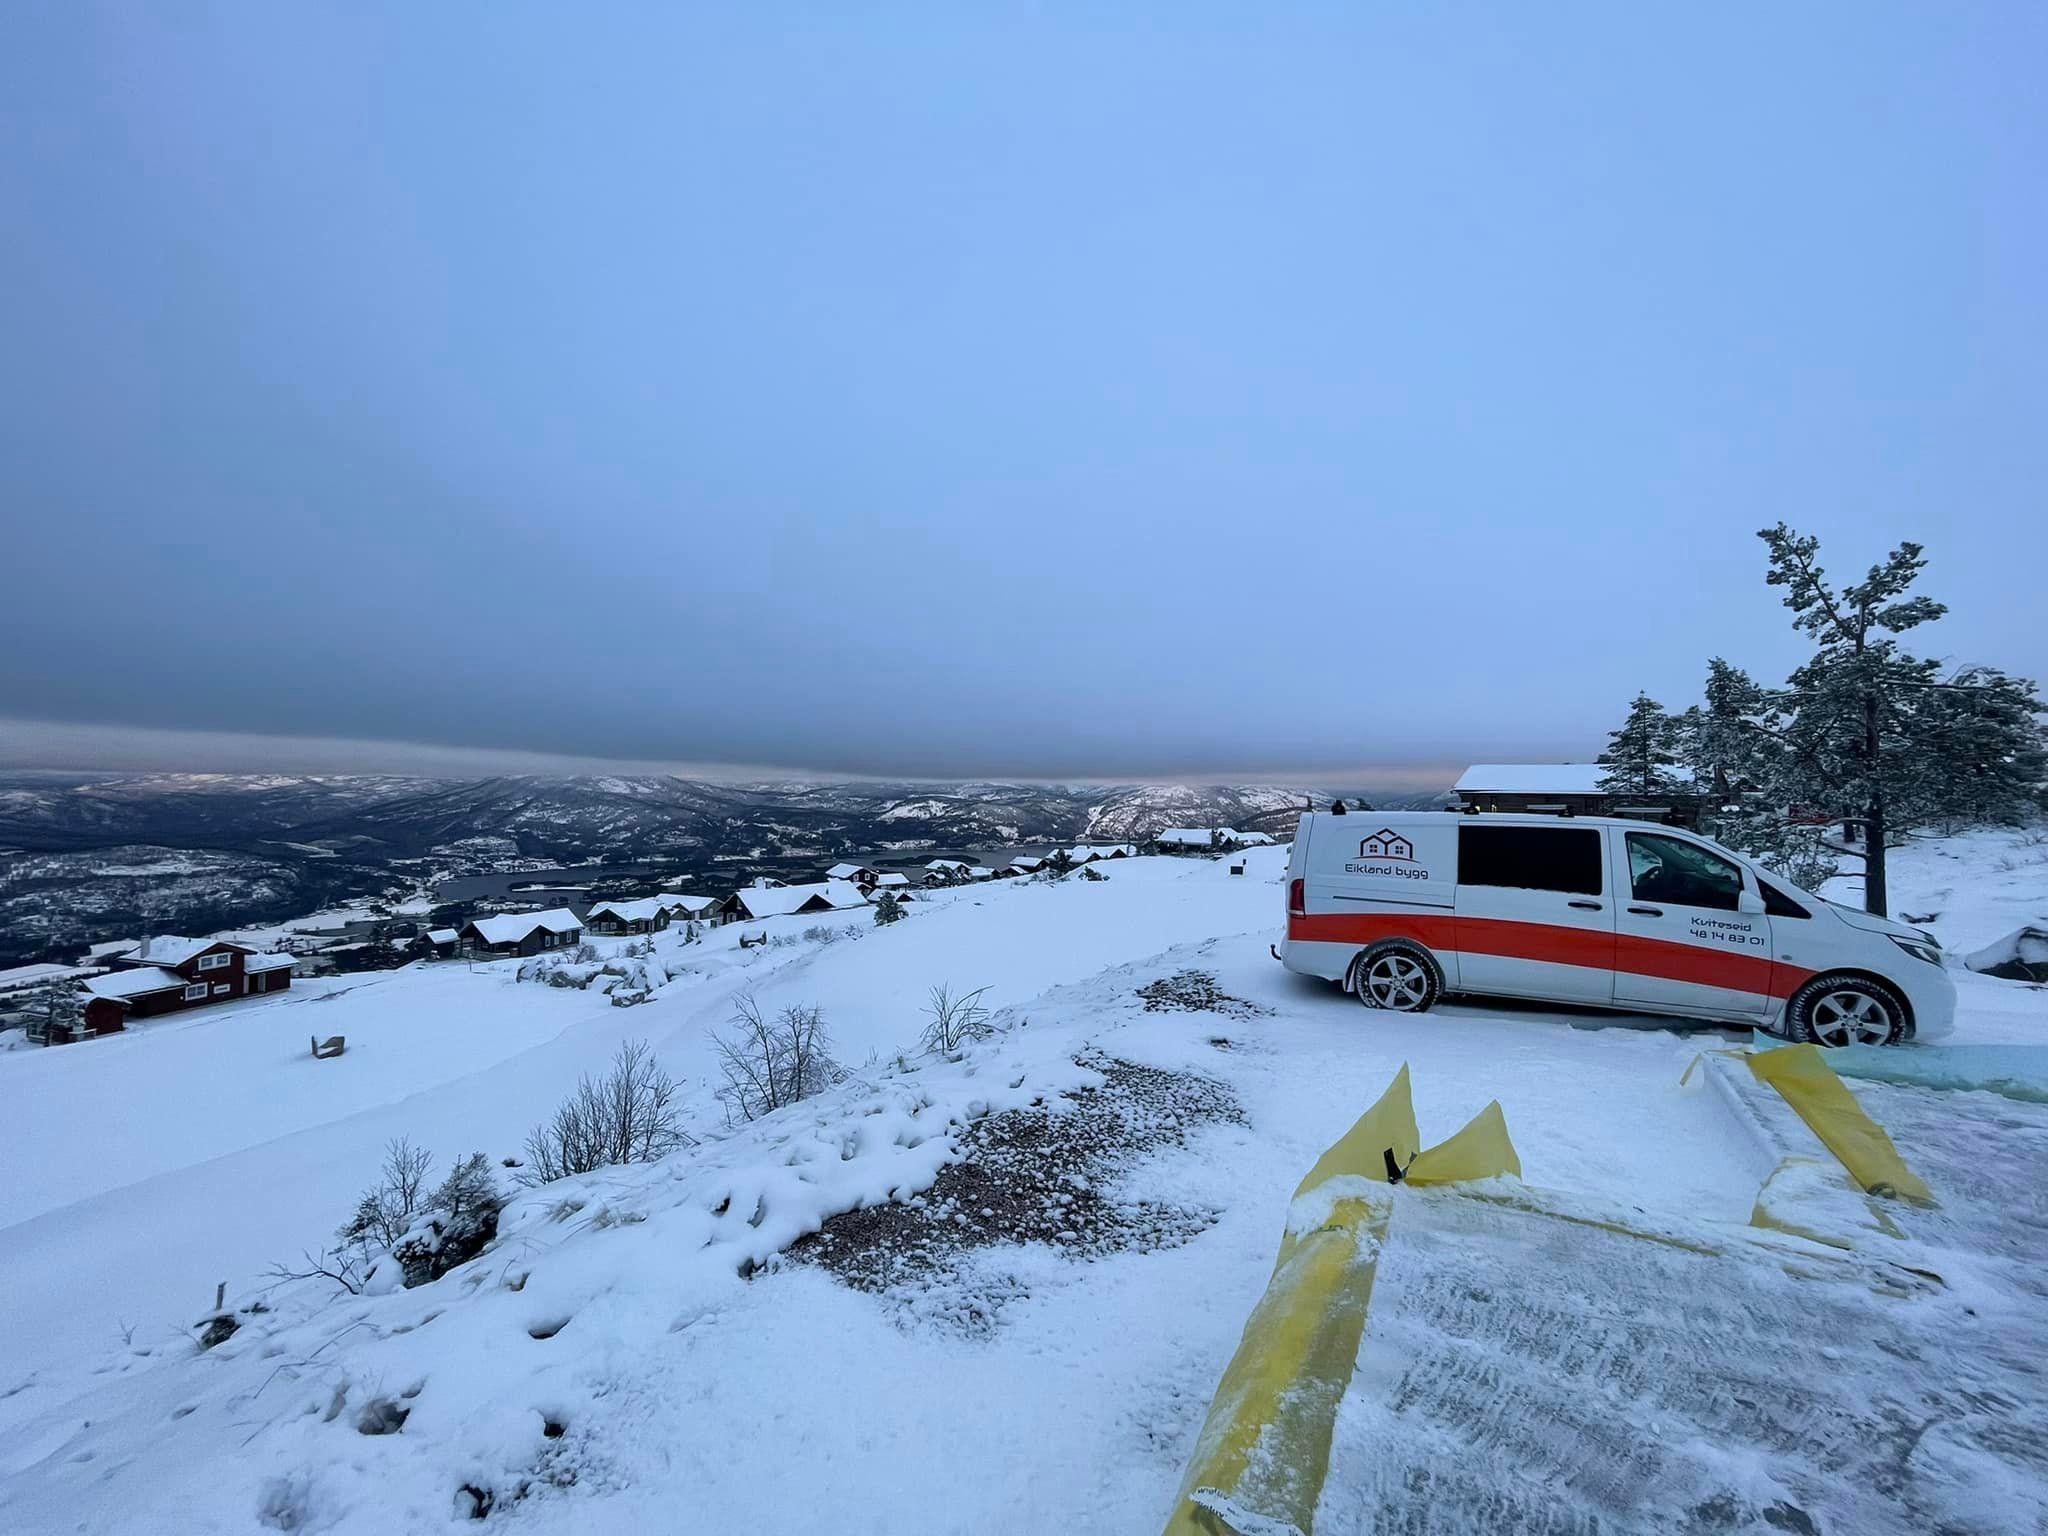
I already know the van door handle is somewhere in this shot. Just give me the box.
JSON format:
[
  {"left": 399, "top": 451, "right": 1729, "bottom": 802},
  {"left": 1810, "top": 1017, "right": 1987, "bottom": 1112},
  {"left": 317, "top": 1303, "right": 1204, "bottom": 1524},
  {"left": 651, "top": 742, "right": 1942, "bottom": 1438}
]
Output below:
[
  {"left": 1628, "top": 905, "right": 1663, "bottom": 917},
  {"left": 1568, "top": 900, "right": 1602, "bottom": 911}
]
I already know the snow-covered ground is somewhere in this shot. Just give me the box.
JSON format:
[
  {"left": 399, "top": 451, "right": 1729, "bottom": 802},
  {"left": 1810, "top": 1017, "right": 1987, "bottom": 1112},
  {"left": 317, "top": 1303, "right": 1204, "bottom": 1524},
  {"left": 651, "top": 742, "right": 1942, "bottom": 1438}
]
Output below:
[{"left": 0, "top": 841, "right": 2041, "bottom": 1533}]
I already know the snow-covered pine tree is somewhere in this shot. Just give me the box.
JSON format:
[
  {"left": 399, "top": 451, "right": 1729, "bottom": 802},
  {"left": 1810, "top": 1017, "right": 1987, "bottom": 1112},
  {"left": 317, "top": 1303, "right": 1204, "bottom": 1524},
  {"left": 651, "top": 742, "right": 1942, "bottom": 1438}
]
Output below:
[
  {"left": 1900, "top": 665, "right": 2048, "bottom": 834},
  {"left": 1750, "top": 524, "right": 2048, "bottom": 915},
  {"left": 1597, "top": 692, "right": 1684, "bottom": 798},
  {"left": 873, "top": 889, "right": 904, "bottom": 926}
]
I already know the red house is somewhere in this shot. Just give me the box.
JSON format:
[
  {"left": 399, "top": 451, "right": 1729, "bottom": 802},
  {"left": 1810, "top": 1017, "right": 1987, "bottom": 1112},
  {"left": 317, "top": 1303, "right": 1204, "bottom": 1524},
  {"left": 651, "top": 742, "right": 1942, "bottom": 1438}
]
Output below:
[{"left": 75, "top": 935, "right": 295, "bottom": 1041}]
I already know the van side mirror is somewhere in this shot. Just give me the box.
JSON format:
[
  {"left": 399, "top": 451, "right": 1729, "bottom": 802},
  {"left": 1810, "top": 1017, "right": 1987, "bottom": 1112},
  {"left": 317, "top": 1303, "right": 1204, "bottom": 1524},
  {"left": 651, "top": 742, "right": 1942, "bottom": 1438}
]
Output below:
[{"left": 1737, "top": 890, "right": 1766, "bottom": 916}]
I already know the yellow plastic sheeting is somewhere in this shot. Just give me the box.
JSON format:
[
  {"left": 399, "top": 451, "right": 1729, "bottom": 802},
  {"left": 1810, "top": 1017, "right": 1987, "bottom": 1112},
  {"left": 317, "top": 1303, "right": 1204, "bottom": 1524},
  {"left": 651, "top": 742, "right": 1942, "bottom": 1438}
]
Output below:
[
  {"left": 1747, "top": 1045, "right": 1932, "bottom": 1205},
  {"left": 1162, "top": 1066, "right": 1520, "bottom": 1536},
  {"left": 1407, "top": 1100, "right": 1520, "bottom": 1186}
]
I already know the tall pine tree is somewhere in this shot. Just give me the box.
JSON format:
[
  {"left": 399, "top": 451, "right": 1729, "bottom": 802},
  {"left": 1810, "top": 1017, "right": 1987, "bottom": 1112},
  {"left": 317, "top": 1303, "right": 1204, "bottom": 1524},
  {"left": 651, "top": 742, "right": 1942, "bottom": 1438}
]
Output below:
[
  {"left": 1755, "top": 524, "right": 2046, "bottom": 915},
  {"left": 1597, "top": 692, "right": 1683, "bottom": 798}
]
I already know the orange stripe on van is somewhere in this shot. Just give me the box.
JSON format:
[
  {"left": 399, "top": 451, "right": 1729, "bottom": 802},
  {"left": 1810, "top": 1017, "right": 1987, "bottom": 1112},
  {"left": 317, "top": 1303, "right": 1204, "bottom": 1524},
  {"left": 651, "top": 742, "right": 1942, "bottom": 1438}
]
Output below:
[{"left": 1288, "top": 912, "right": 1812, "bottom": 1000}]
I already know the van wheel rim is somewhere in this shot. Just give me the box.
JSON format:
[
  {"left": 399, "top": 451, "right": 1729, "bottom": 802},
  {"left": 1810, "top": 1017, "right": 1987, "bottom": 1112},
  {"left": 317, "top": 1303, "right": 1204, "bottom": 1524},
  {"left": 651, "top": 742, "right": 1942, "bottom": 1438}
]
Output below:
[
  {"left": 1810, "top": 989, "right": 1892, "bottom": 1047},
  {"left": 1365, "top": 955, "right": 1429, "bottom": 1010}
]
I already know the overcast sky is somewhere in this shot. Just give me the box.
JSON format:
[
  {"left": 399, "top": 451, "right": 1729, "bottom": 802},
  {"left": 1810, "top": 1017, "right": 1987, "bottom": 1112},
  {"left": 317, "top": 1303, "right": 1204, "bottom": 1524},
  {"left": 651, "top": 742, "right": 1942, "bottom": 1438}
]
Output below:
[{"left": 3, "top": 4, "right": 2043, "bottom": 781}]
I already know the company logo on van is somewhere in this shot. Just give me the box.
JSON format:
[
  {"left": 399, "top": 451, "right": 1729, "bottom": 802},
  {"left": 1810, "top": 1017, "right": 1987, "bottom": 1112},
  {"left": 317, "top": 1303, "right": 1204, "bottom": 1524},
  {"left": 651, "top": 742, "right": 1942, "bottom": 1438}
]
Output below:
[{"left": 1357, "top": 829, "right": 1416, "bottom": 862}]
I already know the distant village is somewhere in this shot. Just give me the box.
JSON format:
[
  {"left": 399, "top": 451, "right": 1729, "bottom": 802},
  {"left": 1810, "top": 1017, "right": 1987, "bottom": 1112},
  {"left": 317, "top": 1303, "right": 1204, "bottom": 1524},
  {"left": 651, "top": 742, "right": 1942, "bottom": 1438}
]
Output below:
[
  {"left": 0, "top": 763, "right": 1711, "bottom": 1051},
  {"left": 0, "top": 826, "right": 1283, "bottom": 1048}
]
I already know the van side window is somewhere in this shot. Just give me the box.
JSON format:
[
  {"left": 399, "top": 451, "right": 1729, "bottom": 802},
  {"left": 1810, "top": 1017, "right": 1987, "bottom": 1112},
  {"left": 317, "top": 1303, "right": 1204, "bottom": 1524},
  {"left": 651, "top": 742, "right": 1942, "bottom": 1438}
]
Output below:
[
  {"left": 1457, "top": 826, "right": 1603, "bottom": 896},
  {"left": 1758, "top": 878, "right": 1811, "bottom": 919},
  {"left": 1626, "top": 832, "right": 1743, "bottom": 912}
]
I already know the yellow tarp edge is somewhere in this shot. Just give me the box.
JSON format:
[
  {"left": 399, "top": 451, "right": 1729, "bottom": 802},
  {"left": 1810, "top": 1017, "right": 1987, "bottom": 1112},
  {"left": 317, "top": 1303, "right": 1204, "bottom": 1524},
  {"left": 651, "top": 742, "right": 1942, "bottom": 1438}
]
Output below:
[
  {"left": 1163, "top": 1068, "right": 1520, "bottom": 1536},
  {"left": 1747, "top": 1044, "right": 1933, "bottom": 1204}
]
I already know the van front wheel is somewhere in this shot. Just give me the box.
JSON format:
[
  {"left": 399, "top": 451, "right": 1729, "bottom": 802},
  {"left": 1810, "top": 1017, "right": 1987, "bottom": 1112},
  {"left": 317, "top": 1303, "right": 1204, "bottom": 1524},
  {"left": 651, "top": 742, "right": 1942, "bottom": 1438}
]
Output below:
[
  {"left": 1784, "top": 972, "right": 1907, "bottom": 1048},
  {"left": 1351, "top": 942, "right": 1442, "bottom": 1014}
]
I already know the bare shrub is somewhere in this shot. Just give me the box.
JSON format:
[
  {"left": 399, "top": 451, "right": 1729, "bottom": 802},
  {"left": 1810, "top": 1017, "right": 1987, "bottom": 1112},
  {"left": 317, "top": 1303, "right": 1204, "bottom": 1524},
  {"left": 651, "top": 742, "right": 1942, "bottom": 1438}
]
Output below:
[
  {"left": 920, "top": 982, "right": 993, "bottom": 1055},
  {"left": 521, "top": 1040, "right": 695, "bottom": 1185},
  {"left": 802, "top": 924, "right": 841, "bottom": 945},
  {"left": 715, "top": 993, "right": 840, "bottom": 1121},
  {"left": 339, "top": 1137, "right": 432, "bottom": 1252}
]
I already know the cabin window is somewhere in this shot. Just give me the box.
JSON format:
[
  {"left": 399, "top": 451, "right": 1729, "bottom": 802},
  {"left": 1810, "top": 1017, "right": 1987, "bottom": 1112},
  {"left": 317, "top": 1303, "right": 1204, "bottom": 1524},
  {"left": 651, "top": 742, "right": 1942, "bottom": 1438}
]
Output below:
[
  {"left": 1457, "top": 825, "right": 1604, "bottom": 895},
  {"left": 183, "top": 983, "right": 209, "bottom": 1001},
  {"left": 212, "top": 982, "right": 230, "bottom": 995},
  {"left": 197, "top": 952, "right": 232, "bottom": 971}
]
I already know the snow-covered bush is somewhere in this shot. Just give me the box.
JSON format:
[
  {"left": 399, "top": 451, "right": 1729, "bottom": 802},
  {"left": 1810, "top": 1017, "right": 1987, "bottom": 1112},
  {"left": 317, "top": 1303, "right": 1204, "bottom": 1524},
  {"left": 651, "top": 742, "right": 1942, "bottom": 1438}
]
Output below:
[
  {"left": 802, "top": 924, "right": 841, "bottom": 945},
  {"left": 521, "top": 1039, "right": 694, "bottom": 1184},
  {"left": 919, "top": 982, "right": 993, "bottom": 1056},
  {"left": 715, "top": 993, "right": 840, "bottom": 1121},
  {"left": 282, "top": 1138, "right": 505, "bottom": 1295},
  {"left": 387, "top": 1153, "right": 504, "bottom": 1287}
]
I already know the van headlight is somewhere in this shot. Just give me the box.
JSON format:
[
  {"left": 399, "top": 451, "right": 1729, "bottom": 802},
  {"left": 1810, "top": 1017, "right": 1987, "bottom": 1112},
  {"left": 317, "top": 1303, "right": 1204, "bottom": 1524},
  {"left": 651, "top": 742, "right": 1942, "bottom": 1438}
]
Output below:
[{"left": 1889, "top": 935, "right": 1944, "bottom": 967}]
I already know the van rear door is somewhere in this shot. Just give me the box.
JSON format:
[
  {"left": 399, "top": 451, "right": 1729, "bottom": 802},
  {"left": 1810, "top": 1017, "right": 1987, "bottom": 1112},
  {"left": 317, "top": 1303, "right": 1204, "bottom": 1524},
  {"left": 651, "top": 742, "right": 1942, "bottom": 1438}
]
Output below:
[{"left": 1454, "top": 823, "right": 1614, "bottom": 1004}]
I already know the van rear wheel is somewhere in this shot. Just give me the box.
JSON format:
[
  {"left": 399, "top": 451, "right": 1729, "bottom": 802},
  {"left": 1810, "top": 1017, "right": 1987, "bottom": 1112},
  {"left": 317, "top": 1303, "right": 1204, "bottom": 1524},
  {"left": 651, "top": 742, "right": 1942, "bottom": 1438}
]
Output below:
[{"left": 1351, "top": 942, "right": 1442, "bottom": 1014}]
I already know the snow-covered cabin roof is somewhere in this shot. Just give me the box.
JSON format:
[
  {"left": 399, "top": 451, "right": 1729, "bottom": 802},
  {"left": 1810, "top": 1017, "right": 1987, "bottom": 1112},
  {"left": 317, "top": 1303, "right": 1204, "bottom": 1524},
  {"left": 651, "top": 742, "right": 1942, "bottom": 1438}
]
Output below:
[
  {"left": 925, "top": 859, "right": 970, "bottom": 873},
  {"left": 873, "top": 873, "right": 911, "bottom": 888},
  {"left": 86, "top": 939, "right": 139, "bottom": 960},
  {"left": 968, "top": 867, "right": 994, "bottom": 879},
  {"left": 587, "top": 897, "right": 670, "bottom": 924},
  {"left": 826, "top": 863, "right": 874, "bottom": 881},
  {"left": 1236, "top": 831, "right": 1277, "bottom": 845},
  {"left": 425, "top": 928, "right": 459, "bottom": 945},
  {"left": 1157, "top": 829, "right": 1216, "bottom": 847},
  {"left": 657, "top": 893, "right": 719, "bottom": 916},
  {"left": 465, "top": 908, "right": 583, "bottom": 946},
  {"left": 1007, "top": 856, "right": 1045, "bottom": 872},
  {"left": 131, "top": 935, "right": 251, "bottom": 968},
  {"left": 1454, "top": 763, "right": 1695, "bottom": 795},
  {"left": 244, "top": 952, "right": 296, "bottom": 974},
  {"left": 84, "top": 967, "right": 190, "bottom": 1001},
  {"left": 724, "top": 880, "right": 870, "bottom": 919},
  {"left": 1064, "top": 844, "right": 1136, "bottom": 863}
]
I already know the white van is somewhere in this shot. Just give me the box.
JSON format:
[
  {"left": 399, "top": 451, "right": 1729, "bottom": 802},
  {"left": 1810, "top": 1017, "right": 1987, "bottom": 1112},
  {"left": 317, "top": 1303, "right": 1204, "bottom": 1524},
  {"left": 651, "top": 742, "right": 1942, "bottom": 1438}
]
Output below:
[{"left": 1281, "top": 810, "right": 1954, "bottom": 1046}]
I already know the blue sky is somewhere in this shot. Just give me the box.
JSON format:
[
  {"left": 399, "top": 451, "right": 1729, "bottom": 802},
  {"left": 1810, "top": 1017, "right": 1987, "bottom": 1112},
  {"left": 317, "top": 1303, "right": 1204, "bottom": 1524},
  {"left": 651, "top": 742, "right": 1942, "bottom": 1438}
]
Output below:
[{"left": 2, "top": 3, "right": 2043, "bottom": 779}]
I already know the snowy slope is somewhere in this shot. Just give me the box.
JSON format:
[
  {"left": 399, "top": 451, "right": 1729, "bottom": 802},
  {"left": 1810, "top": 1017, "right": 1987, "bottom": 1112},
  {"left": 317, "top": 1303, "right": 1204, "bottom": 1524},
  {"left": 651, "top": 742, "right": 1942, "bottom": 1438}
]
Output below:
[{"left": 1, "top": 840, "right": 2043, "bottom": 1533}]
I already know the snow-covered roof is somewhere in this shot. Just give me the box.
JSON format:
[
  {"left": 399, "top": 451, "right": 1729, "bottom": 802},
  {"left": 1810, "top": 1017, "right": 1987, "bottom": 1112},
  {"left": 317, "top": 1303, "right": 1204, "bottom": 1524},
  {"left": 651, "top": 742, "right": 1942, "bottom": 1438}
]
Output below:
[
  {"left": 86, "top": 939, "right": 139, "bottom": 960},
  {"left": 1157, "top": 829, "right": 1216, "bottom": 846},
  {"left": 1455, "top": 763, "right": 1695, "bottom": 795},
  {"left": 874, "top": 873, "right": 911, "bottom": 888},
  {"left": 1008, "top": 856, "right": 1045, "bottom": 871},
  {"left": 426, "top": 928, "right": 459, "bottom": 945},
  {"left": 1236, "top": 831, "right": 1277, "bottom": 845},
  {"left": 587, "top": 897, "right": 670, "bottom": 924},
  {"left": 925, "top": 860, "right": 970, "bottom": 873},
  {"left": 724, "top": 880, "right": 870, "bottom": 919},
  {"left": 465, "top": 908, "right": 583, "bottom": 946},
  {"left": 84, "top": 967, "right": 190, "bottom": 1001},
  {"left": 826, "top": 863, "right": 874, "bottom": 880},
  {"left": 244, "top": 952, "right": 296, "bottom": 974},
  {"left": 131, "top": 935, "right": 250, "bottom": 967},
  {"left": 968, "top": 867, "right": 994, "bottom": 879},
  {"left": 658, "top": 893, "right": 719, "bottom": 916},
  {"left": 1064, "top": 844, "right": 1136, "bottom": 862}
]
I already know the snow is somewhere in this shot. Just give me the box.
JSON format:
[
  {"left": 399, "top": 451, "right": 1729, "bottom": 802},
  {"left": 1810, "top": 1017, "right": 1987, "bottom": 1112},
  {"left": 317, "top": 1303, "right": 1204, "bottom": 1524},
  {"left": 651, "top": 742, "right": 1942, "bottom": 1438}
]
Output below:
[
  {"left": 425, "top": 928, "right": 459, "bottom": 945},
  {"left": 585, "top": 896, "right": 671, "bottom": 926},
  {"left": 1, "top": 835, "right": 2043, "bottom": 1532},
  {"left": 132, "top": 935, "right": 244, "bottom": 967},
  {"left": 244, "top": 952, "right": 296, "bottom": 974},
  {"left": 724, "top": 879, "right": 870, "bottom": 919},
  {"left": 0, "top": 963, "right": 84, "bottom": 991},
  {"left": 82, "top": 966, "right": 190, "bottom": 1000},
  {"left": 828, "top": 862, "right": 875, "bottom": 880},
  {"left": 465, "top": 908, "right": 583, "bottom": 946}
]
